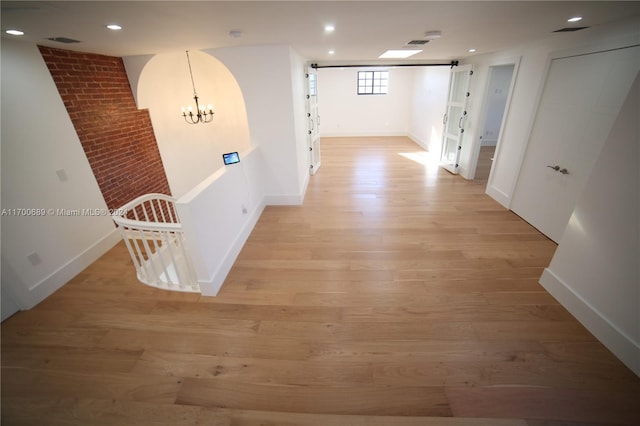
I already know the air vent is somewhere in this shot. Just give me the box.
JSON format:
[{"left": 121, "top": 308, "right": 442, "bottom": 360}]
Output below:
[
  {"left": 553, "top": 26, "right": 590, "bottom": 33},
  {"left": 46, "top": 37, "right": 81, "bottom": 44},
  {"left": 406, "top": 40, "right": 429, "bottom": 45}
]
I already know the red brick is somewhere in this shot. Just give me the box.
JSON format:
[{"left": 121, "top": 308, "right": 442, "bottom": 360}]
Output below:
[{"left": 39, "top": 45, "right": 171, "bottom": 210}]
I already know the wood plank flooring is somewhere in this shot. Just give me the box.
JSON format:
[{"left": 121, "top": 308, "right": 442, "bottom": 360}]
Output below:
[
  {"left": 2, "top": 136, "right": 639, "bottom": 425},
  {"left": 475, "top": 145, "right": 495, "bottom": 181}
]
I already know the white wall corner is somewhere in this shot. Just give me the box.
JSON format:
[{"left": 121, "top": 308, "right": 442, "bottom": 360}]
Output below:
[
  {"left": 264, "top": 192, "right": 306, "bottom": 206},
  {"left": 485, "top": 185, "right": 511, "bottom": 209},
  {"left": 407, "top": 132, "right": 428, "bottom": 151},
  {"left": 540, "top": 268, "right": 640, "bottom": 377},
  {"left": 199, "top": 199, "right": 265, "bottom": 296},
  {"left": 458, "top": 165, "right": 472, "bottom": 180}
]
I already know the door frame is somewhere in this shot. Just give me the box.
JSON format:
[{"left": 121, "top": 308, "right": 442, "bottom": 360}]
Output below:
[{"left": 468, "top": 58, "right": 520, "bottom": 182}]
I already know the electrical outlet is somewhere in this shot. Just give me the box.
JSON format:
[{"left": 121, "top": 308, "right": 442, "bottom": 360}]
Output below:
[
  {"left": 27, "top": 252, "right": 42, "bottom": 266},
  {"left": 56, "top": 168, "right": 68, "bottom": 181}
]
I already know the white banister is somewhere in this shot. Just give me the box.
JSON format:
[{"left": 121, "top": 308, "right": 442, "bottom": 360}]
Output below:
[{"left": 112, "top": 193, "right": 199, "bottom": 293}]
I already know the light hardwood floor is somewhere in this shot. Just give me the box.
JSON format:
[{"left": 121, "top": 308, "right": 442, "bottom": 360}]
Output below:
[
  {"left": 2, "top": 137, "right": 639, "bottom": 425},
  {"left": 475, "top": 145, "right": 495, "bottom": 181}
]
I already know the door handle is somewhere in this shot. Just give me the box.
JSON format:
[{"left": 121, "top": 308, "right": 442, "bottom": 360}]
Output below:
[
  {"left": 547, "top": 165, "right": 560, "bottom": 171},
  {"left": 559, "top": 168, "right": 569, "bottom": 175},
  {"left": 458, "top": 111, "right": 467, "bottom": 129},
  {"left": 442, "top": 113, "right": 448, "bottom": 125}
]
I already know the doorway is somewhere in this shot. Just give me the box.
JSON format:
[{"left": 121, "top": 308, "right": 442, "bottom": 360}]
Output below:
[{"left": 472, "top": 64, "right": 516, "bottom": 180}]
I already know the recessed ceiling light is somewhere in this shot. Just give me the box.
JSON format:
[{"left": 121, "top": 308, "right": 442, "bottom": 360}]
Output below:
[
  {"left": 468, "top": 48, "right": 477, "bottom": 53},
  {"left": 568, "top": 16, "right": 583, "bottom": 22},
  {"left": 324, "top": 24, "right": 335, "bottom": 32},
  {"left": 5, "top": 29, "right": 24, "bottom": 36},
  {"left": 379, "top": 49, "right": 422, "bottom": 59},
  {"left": 328, "top": 50, "right": 335, "bottom": 55},
  {"left": 106, "top": 24, "right": 122, "bottom": 30}
]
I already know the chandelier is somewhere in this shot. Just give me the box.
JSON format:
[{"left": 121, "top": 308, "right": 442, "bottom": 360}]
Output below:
[{"left": 181, "top": 50, "right": 214, "bottom": 124}]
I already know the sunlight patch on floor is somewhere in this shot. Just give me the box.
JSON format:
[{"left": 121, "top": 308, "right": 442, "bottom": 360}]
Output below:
[
  {"left": 399, "top": 151, "right": 441, "bottom": 185},
  {"left": 398, "top": 151, "right": 440, "bottom": 167}
]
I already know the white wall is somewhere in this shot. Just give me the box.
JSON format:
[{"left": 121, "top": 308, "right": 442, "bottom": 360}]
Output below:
[
  {"left": 407, "top": 67, "right": 451, "bottom": 152},
  {"left": 133, "top": 50, "right": 252, "bottom": 198},
  {"left": 208, "top": 45, "right": 308, "bottom": 204},
  {"left": 1, "top": 39, "right": 119, "bottom": 310},
  {"left": 540, "top": 73, "right": 640, "bottom": 376},
  {"left": 463, "top": 16, "right": 640, "bottom": 206},
  {"left": 176, "top": 146, "right": 265, "bottom": 296},
  {"left": 317, "top": 67, "right": 414, "bottom": 137}
]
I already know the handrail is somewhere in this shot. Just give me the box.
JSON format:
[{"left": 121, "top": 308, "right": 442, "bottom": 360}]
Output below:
[
  {"left": 112, "top": 193, "right": 183, "bottom": 231},
  {"left": 111, "top": 193, "right": 199, "bottom": 293}
]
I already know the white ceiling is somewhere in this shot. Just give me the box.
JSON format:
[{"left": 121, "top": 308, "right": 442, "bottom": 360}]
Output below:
[{"left": 2, "top": 1, "right": 640, "bottom": 63}]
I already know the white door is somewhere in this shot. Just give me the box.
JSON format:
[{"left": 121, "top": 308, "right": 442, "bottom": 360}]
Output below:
[
  {"left": 512, "top": 45, "right": 640, "bottom": 242},
  {"left": 305, "top": 66, "right": 321, "bottom": 175},
  {"left": 440, "top": 65, "right": 473, "bottom": 174}
]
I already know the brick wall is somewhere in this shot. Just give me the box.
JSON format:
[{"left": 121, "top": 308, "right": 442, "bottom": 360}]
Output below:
[{"left": 39, "top": 46, "right": 171, "bottom": 210}]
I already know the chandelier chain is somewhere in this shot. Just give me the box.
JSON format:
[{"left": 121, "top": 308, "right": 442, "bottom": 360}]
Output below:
[{"left": 185, "top": 50, "right": 198, "bottom": 97}]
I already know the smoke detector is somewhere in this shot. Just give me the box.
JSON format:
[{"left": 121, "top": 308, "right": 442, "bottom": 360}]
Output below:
[{"left": 424, "top": 30, "right": 442, "bottom": 40}]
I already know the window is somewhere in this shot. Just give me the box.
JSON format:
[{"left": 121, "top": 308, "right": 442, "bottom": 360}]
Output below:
[
  {"left": 357, "top": 70, "right": 388, "bottom": 95},
  {"left": 309, "top": 73, "right": 317, "bottom": 97}
]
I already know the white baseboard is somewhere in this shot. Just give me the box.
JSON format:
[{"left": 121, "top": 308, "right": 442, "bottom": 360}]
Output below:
[
  {"left": 540, "top": 268, "right": 640, "bottom": 377},
  {"left": 320, "top": 131, "right": 408, "bottom": 138},
  {"left": 264, "top": 181, "right": 308, "bottom": 206},
  {"left": 199, "top": 201, "right": 265, "bottom": 297},
  {"left": 26, "top": 228, "right": 121, "bottom": 309},
  {"left": 407, "top": 132, "right": 429, "bottom": 150},
  {"left": 486, "top": 184, "right": 511, "bottom": 209}
]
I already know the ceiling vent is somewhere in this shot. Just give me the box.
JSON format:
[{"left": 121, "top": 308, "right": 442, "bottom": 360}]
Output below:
[
  {"left": 406, "top": 40, "right": 430, "bottom": 45},
  {"left": 553, "top": 26, "right": 590, "bottom": 33},
  {"left": 46, "top": 36, "right": 81, "bottom": 44}
]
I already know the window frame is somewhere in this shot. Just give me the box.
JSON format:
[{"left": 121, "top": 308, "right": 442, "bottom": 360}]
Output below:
[{"left": 357, "top": 70, "right": 389, "bottom": 95}]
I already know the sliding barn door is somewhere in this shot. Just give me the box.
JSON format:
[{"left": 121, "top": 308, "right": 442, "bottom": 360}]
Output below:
[
  {"left": 305, "top": 66, "right": 321, "bottom": 175},
  {"left": 512, "top": 45, "right": 640, "bottom": 242},
  {"left": 440, "top": 64, "right": 473, "bottom": 174}
]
